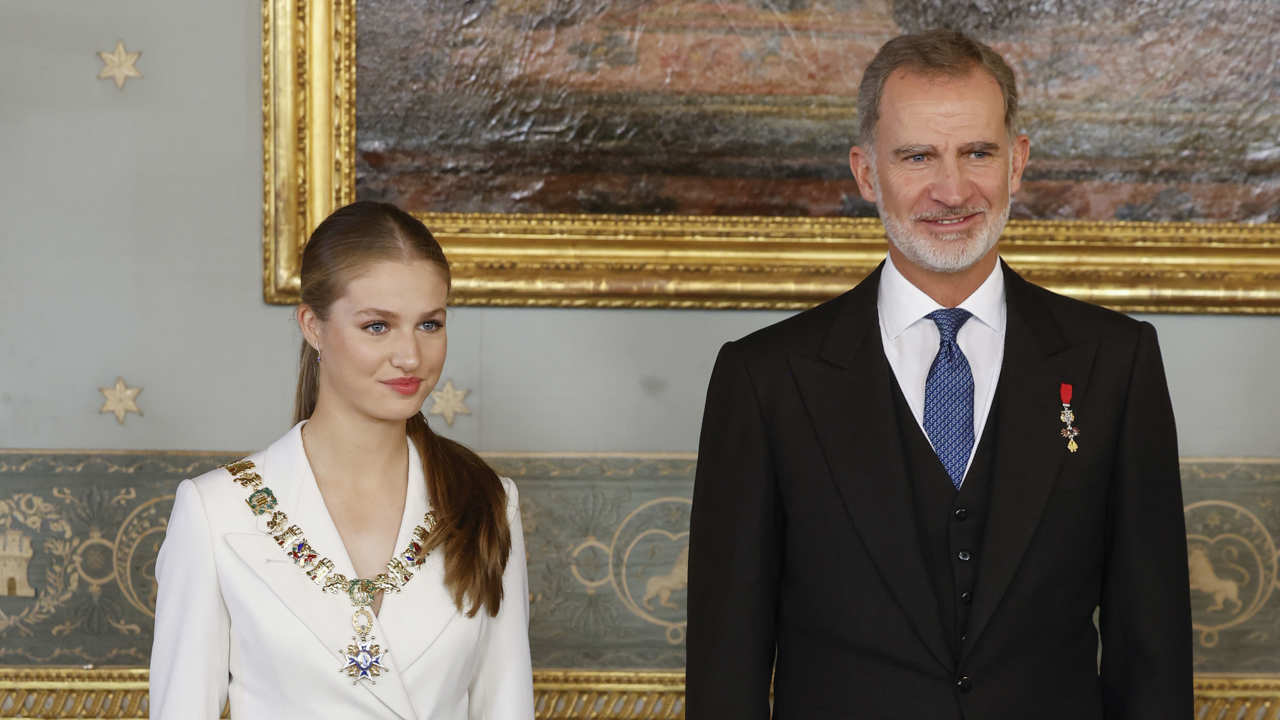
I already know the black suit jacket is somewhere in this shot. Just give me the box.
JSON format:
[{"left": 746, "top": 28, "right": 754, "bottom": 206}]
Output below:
[{"left": 686, "top": 262, "right": 1193, "bottom": 719}]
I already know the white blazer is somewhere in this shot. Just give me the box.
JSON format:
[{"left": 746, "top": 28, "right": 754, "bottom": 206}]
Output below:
[{"left": 150, "top": 423, "right": 535, "bottom": 719}]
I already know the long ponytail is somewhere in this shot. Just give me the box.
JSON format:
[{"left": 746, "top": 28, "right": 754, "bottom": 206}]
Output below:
[
  {"left": 407, "top": 412, "right": 511, "bottom": 617},
  {"left": 293, "top": 341, "right": 320, "bottom": 424}
]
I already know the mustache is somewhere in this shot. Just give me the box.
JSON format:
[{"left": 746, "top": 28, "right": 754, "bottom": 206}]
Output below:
[{"left": 912, "top": 208, "right": 985, "bottom": 221}]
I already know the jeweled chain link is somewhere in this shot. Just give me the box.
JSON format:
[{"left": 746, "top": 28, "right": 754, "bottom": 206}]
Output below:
[{"left": 223, "top": 459, "right": 439, "bottom": 608}]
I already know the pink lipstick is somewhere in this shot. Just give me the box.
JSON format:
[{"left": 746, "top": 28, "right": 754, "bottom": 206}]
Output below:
[{"left": 382, "top": 378, "right": 422, "bottom": 396}]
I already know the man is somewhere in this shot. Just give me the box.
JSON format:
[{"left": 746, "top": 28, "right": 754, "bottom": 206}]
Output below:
[{"left": 686, "top": 29, "right": 1192, "bottom": 719}]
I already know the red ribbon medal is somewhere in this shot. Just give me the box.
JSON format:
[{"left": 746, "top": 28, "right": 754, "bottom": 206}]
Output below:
[{"left": 1059, "top": 383, "right": 1080, "bottom": 453}]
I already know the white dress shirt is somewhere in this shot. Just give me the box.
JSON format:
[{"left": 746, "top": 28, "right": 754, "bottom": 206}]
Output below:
[{"left": 877, "top": 253, "right": 1007, "bottom": 485}]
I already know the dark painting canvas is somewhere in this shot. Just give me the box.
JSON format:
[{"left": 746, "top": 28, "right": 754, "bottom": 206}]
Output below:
[{"left": 354, "top": 0, "right": 1277, "bottom": 222}]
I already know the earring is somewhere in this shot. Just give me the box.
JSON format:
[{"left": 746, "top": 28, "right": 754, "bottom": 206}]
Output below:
[{"left": 315, "top": 349, "right": 322, "bottom": 364}]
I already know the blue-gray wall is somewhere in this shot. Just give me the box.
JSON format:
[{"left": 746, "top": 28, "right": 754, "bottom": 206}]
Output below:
[{"left": 1, "top": 2, "right": 1277, "bottom": 457}]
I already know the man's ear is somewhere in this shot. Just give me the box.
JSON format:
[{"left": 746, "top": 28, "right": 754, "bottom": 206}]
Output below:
[
  {"left": 849, "top": 145, "right": 878, "bottom": 203},
  {"left": 1009, "top": 133, "right": 1031, "bottom": 195},
  {"left": 297, "top": 304, "right": 322, "bottom": 352}
]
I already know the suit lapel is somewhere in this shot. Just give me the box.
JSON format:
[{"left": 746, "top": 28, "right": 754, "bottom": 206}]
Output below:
[
  {"left": 789, "top": 267, "right": 953, "bottom": 672},
  {"left": 375, "top": 442, "right": 460, "bottom": 673},
  {"left": 224, "top": 424, "right": 418, "bottom": 720},
  {"left": 963, "top": 265, "right": 1097, "bottom": 655}
]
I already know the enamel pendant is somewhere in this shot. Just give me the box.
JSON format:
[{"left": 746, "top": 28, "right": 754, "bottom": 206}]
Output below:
[
  {"left": 340, "top": 634, "right": 388, "bottom": 684},
  {"left": 340, "top": 606, "right": 387, "bottom": 684},
  {"left": 1059, "top": 383, "right": 1081, "bottom": 453}
]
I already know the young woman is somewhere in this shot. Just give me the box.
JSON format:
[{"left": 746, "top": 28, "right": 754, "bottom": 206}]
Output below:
[{"left": 150, "top": 202, "right": 534, "bottom": 719}]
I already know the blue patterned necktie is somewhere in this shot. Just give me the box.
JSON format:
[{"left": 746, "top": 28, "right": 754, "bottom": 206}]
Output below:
[{"left": 923, "top": 308, "right": 975, "bottom": 489}]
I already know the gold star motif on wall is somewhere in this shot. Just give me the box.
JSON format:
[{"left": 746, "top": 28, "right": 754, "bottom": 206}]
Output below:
[
  {"left": 428, "top": 380, "right": 471, "bottom": 427},
  {"left": 98, "top": 41, "right": 142, "bottom": 89},
  {"left": 99, "top": 377, "right": 142, "bottom": 424}
]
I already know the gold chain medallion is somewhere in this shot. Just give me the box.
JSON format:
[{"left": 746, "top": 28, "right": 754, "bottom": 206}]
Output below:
[{"left": 224, "top": 459, "right": 439, "bottom": 685}]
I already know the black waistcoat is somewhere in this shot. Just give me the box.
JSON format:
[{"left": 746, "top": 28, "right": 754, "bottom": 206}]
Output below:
[{"left": 890, "top": 376, "right": 1000, "bottom": 660}]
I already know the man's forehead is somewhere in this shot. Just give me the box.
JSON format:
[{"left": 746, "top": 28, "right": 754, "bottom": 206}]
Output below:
[
  {"left": 882, "top": 64, "right": 1004, "bottom": 100},
  {"left": 875, "top": 66, "right": 1008, "bottom": 138}
]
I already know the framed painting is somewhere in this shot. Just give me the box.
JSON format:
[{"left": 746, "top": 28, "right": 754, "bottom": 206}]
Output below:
[{"left": 261, "top": 0, "right": 1279, "bottom": 311}]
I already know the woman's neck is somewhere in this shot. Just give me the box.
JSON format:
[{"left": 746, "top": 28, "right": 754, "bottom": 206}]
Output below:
[{"left": 301, "top": 400, "right": 408, "bottom": 494}]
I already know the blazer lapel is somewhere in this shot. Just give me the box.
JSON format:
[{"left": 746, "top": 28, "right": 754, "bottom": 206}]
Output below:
[
  {"left": 964, "top": 265, "right": 1097, "bottom": 655},
  {"left": 375, "top": 443, "right": 460, "bottom": 673},
  {"left": 789, "top": 267, "right": 953, "bottom": 672},
  {"left": 223, "top": 531, "right": 353, "bottom": 657},
  {"left": 224, "top": 424, "right": 418, "bottom": 720}
]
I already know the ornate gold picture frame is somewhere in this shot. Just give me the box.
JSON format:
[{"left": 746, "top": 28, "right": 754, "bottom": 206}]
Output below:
[{"left": 261, "top": 0, "right": 1279, "bottom": 312}]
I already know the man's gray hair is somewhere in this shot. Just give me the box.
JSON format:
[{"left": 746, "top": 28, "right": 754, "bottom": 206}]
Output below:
[{"left": 857, "top": 29, "right": 1020, "bottom": 146}]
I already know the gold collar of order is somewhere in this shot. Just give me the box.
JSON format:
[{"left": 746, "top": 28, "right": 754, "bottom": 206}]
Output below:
[{"left": 223, "top": 459, "right": 440, "bottom": 685}]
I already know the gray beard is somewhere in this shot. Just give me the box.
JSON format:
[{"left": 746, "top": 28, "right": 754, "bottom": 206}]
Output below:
[{"left": 879, "top": 201, "right": 1009, "bottom": 274}]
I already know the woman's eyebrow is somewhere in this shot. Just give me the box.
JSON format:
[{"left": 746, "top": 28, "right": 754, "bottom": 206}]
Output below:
[{"left": 353, "top": 307, "right": 397, "bottom": 318}]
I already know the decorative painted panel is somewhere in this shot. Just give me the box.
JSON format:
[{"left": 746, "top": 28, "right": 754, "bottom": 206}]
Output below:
[{"left": 0, "top": 452, "right": 1277, "bottom": 671}]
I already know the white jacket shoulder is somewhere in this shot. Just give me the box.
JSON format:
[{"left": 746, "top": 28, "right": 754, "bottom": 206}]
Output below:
[
  {"left": 182, "top": 453, "right": 268, "bottom": 533},
  {"left": 498, "top": 476, "right": 520, "bottom": 518}
]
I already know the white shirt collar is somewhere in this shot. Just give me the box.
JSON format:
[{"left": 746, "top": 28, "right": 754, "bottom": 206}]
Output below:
[{"left": 878, "top": 252, "right": 1006, "bottom": 340}]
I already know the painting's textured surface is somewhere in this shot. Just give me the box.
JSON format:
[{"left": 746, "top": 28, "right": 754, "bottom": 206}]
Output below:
[
  {"left": 0, "top": 451, "right": 1277, "bottom": 671},
  {"left": 355, "top": 0, "right": 1278, "bottom": 221}
]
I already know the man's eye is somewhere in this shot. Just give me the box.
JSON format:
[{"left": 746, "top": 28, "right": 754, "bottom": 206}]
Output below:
[
  {"left": 971, "top": 151, "right": 990, "bottom": 159},
  {"left": 364, "top": 322, "right": 388, "bottom": 334},
  {"left": 908, "top": 154, "right": 927, "bottom": 162}
]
